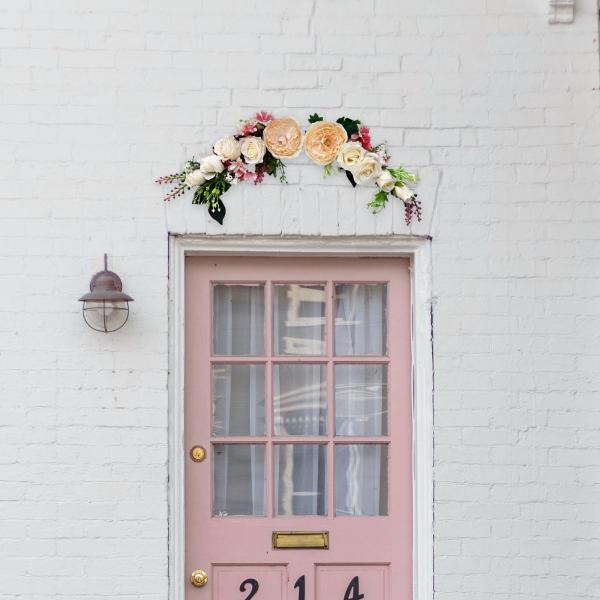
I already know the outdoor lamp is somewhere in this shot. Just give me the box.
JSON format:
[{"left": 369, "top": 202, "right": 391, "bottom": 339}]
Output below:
[{"left": 78, "top": 254, "right": 134, "bottom": 333}]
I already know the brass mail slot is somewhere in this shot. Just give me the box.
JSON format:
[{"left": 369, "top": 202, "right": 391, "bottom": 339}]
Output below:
[{"left": 272, "top": 531, "right": 329, "bottom": 550}]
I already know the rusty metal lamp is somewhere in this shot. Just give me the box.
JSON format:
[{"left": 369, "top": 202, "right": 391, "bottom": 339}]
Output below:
[{"left": 79, "top": 254, "right": 134, "bottom": 333}]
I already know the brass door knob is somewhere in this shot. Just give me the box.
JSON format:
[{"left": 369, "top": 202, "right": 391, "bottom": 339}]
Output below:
[
  {"left": 190, "top": 569, "right": 209, "bottom": 588},
  {"left": 190, "top": 446, "right": 207, "bottom": 462}
]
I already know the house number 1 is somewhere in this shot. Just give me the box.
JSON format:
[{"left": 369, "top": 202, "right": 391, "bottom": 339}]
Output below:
[{"left": 294, "top": 575, "right": 305, "bottom": 600}]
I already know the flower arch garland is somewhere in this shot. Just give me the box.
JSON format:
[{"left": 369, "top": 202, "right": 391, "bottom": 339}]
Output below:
[{"left": 156, "top": 111, "right": 420, "bottom": 225}]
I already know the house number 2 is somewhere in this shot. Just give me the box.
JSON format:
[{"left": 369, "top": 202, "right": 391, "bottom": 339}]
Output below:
[
  {"left": 239, "top": 575, "right": 363, "bottom": 599},
  {"left": 239, "top": 578, "right": 259, "bottom": 600}
]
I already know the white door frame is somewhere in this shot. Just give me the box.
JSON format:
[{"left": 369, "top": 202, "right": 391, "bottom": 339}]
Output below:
[{"left": 168, "top": 234, "right": 434, "bottom": 600}]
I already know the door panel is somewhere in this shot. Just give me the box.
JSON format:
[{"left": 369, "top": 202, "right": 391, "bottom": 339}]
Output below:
[
  {"left": 316, "top": 565, "right": 389, "bottom": 600},
  {"left": 185, "top": 257, "right": 412, "bottom": 600},
  {"left": 213, "top": 565, "right": 286, "bottom": 600}
]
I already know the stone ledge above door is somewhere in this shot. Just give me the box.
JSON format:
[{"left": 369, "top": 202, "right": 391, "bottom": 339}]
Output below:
[{"left": 164, "top": 167, "right": 440, "bottom": 239}]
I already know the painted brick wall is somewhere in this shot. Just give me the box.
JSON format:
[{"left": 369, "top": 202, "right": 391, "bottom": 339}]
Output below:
[{"left": 1, "top": 1, "right": 600, "bottom": 599}]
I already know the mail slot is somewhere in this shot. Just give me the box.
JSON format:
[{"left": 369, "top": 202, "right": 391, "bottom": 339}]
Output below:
[{"left": 272, "top": 531, "right": 329, "bottom": 550}]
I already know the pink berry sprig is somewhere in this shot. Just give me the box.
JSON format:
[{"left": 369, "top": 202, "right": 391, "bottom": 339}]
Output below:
[
  {"left": 155, "top": 173, "right": 184, "bottom": 185},
  {"left": 404, "top": 199, "right": 423, "bottom": 226},
  {"left": 163, "top": 182, "right": 187, "bottom": 202}
]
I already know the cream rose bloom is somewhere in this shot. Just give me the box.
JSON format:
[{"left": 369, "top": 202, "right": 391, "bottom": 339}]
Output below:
[
  {"left": 376, "top": 169, "right": 395, "bottom": 192},
  {"left": 392, "top": 184, "right": 417, "bottom": 202},
  {"left": 263, "top": 117, "right": 303, "bottom": 159},
  {"left": 351, "top": 152, "right": 383, "bottom": 185},
  {"left": 199, "top": 155, "right": 225, "bottom": 180},
  {"left": 240, "top": 136, "right": 266, "bottom": 164},
  {"left": 336, "top": 141, "right": 365, "bottom": 170},
  {"left": 304, "top": 121, "right": 348, "bottom": 165},
  {"left": 184, "top": 169, "right": 206, "bottom": 187},
  {"left": 213, "top": 135, "right": 241, "bottom": 161}
]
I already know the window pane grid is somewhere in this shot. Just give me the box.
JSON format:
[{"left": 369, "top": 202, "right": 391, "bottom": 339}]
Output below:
[{"left": 210, "top": 279, "right": 390, "bottom": 519}]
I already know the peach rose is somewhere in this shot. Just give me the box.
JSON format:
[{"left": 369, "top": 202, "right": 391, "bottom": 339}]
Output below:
[
  {"left": 263, "top": 117, "right": 303, "bottom": 159},
  {"left": 303, "top": 121, "right": 348, "bottom": 165}
]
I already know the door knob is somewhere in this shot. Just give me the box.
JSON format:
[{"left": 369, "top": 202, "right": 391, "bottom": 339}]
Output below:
[
  {"left": 190, "top": 569, "right": 209, "bottom": 588},
  {"left": 190, "top": 445, "right": 207, "bottom": 462}
]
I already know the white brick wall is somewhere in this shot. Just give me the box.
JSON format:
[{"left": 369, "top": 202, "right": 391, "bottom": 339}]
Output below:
[{"left": 1, "top": 1, "right": 599, "bottom": 598}]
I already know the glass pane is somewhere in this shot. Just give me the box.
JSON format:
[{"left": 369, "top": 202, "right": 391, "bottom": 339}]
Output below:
[
  {"left": 213, "top": 285, "right": 265, "bottom": 356},
  {"left": 273, "top": 284, "right": 326, "bottom": 355},
  {"left": 273, "top": 364, "right": 327, "bottom": 436},
  {"left": 335, "top": 284, "right": 387, "bottom": 356},
  {"left": 335, "top": 364, "right": 388, "bottom": 436},
  {"left": 274, "top": 444, "right": 327, "bottom": 516},
  {"left": 212, "top": 364, "right": 265, "bottom": 436},
  {"left": 212, "top": 444, "right": 265, "bottom": 516},
  {"left": 335, "top": 444, "right": 388, "bottom": 516}
]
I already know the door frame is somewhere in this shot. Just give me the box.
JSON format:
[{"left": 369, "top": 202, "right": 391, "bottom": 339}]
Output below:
[{"left": 168, "top": 234, "right": 434, "bottom": 600}]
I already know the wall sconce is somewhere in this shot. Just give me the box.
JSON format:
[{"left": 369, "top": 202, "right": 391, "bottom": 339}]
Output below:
[{"left": 78, "top": 254, "right": 134, "bottom": 333}]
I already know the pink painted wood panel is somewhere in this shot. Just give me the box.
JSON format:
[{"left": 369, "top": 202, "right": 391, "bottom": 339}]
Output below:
[{"left": 185, "top": 256, "right": 412, "bottom": 600}]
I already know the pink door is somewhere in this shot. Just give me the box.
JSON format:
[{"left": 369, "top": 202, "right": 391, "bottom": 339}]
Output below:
[{"left": 185, "top": 257, "right": 412, "bottom": 600}]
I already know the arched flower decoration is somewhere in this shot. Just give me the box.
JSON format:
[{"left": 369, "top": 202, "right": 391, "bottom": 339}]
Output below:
[{"left": 156, "top": 111, "right": 420, "bottom": 225}]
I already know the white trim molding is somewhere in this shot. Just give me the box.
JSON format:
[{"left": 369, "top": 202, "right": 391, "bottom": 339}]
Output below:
[
  {"left": 549, "top": 0, "right": 575, "bottom": 23},
  {"left": 168, "top": 235, "right": 434, "bottom": 600}
]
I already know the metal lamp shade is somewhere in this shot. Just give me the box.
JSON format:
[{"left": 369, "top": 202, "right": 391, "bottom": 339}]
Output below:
[{"left": 79, "top": 258, "right": 134, "bottom": 333}]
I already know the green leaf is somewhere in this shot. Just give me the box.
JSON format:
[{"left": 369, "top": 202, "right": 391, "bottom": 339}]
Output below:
[
  {"left": 323, "top": 163, "right": 335, "bottom": 177},
  {"left": 263, "top": 153, "right": 287, "bottom": 183},
  {"left": 367, "top": 190, "right": 389, "bottom": 213},
  {"left": 185, "top": 159, "right": 201, "bottom": 172},
  {"left": 386, "top": 166, "right": 419, "bottom": 184},
  {"left": 192, "top": 185, "right": 206, "bottom": 205},
  {"left": 336, "top": 116, "right": 361, "bottom": 136},
  {"left": 308, "top": 113, "right": 324, "bottom": 123}
]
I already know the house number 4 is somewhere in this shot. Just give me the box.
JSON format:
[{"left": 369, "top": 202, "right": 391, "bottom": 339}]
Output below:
[{"left": 343, "top": 576, "right": 365, "bottom": 600}]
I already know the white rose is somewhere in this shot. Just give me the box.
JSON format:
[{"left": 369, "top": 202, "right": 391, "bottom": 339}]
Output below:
[
  {"left": 240, "top": 136, "right": 266, "bottom": 164},
  {"left": 376, "top": 170, "right": 395, "bottom": 192},
  {"left": 184, "top": 169, "right": 206, "bottom": 187},
  {"left": 393, "top": 184, "right": 417, "bottom": 203},
  {"left": 213, "top": 135, "right": 241, "bottom": 161},
  {"left": 336, "top": 141, "right": 365, "bottom": 170},
  {"left": 199, "top": 155, "right": 225, "bottom": 180},
  {"left": 351, "top": 152, "right": 383, "bottom": 185}
]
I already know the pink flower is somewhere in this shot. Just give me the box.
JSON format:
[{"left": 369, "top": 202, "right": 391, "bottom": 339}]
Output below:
[
  {"left": 228, "top": 159, "right": 257, "bottom": 183},
  {"left": 239, "top": 120, "right": 258, "bottom": 136},
  {"left": 351, "top": 126, "right": 372, "bottom": 151},
  {"left": 255, "top": 111, "right": 274, "bottom": 124}
]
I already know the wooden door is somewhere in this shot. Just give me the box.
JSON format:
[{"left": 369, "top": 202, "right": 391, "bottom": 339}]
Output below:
[{"left": 185, "top": 256, "right": 412, "bottom": 600}]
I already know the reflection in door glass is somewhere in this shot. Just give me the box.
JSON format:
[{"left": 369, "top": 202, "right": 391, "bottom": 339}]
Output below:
[
  {"left": 335, "top": 364, "right": 388, "bottom": 436},
  {"left": 273, "top": 364, "right": 327, "bottom": 436},
  {"left": 335, "top": 284, "right": 387, "bottom": 356},
  {"left": 273, "top": 284, "right": 326, "bottom": 355},
  {"left": 274, "top": 444, "right": 327, "bottom": 516},
  {"left": 335, "top": 444, "right": 388, "bottom": 516},
  {"left": 212, "top": 364, "right": 265, "bottom": 436},
  {"left": 213, "top": 285, "right": 265, "bottom": 356},
  {"left": 213, "top": 444, "right": 265, "bottom": 516}
]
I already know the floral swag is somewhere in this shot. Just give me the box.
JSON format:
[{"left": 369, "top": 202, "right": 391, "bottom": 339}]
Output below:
[{"left": 156, "top": 111, "right": 420, "bottom": 225}]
